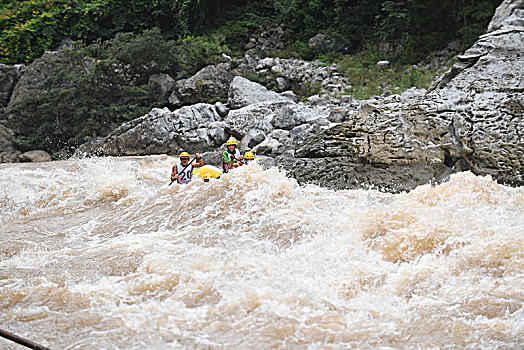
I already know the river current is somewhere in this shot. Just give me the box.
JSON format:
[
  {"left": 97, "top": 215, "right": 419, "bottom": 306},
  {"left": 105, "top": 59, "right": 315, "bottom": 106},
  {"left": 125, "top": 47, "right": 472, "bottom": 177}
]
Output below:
[{"left": 1, "top": 155, "right": 523, "bottom": 349}]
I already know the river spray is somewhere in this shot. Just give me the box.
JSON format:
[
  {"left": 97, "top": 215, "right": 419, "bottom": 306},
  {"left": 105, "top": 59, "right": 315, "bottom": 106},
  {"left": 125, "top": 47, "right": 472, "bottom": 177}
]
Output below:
[{"left": 1, "top": 156, "right": 523, "bottom": 349}]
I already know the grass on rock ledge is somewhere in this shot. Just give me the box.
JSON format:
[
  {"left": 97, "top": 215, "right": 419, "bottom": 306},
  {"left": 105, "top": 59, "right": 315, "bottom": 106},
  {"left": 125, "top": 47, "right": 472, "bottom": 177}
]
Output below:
[{"left": 337, "top": 53, "right": 441, "bottom": 100}]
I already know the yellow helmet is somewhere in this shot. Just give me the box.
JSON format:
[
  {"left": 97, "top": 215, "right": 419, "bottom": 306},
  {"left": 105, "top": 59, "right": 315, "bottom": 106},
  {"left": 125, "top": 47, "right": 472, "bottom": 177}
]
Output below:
[
  {"left": 226, "top": 139, "right": 237, "bottom": 146},
  {"left": 244, "top": 151, "right": 255, "bottom": 160},
  {"left": 180, "top": 152, "right": 190, "bottom": 158}
]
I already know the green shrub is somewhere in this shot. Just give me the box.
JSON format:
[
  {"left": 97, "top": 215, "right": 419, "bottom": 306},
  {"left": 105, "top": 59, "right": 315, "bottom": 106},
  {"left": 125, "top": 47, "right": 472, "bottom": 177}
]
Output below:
[
  {"left": 0, "top": 0, "right": 222, "bottom": 65},
  {"left": 175, "top": 34, "right": 230, "bottom": 78},
  {"left": 266, "top": 41, "right": 321, "bottom": 61},
  {"left": 244, "top": 71, "right": 270, "bottom": 86},
  {"left": 338, "top": 52, "right": 435, "bottom": 100},
  {"left": 8, "top": 31, "right": 169, "bottom": 154},
  {"left": 209, "top": 18, "right": 261, "bottom": 56},
  {"left": 268, "top": 0, "right": 334, "bottom": 41},
  {"left": 8, "top": 27, "right": 232, "bottom": 155},
  {"left": 11, "top": 83, "right": 159, "bottom": 153},
  {"left": 1, "top": 0, "right": 503, "bottom": 66},
  {"left": 86, "top": 28, "right": 179, "bottom": 84},
  {"left": 0, "top": 0, "right": 70, "bottom": 64}
]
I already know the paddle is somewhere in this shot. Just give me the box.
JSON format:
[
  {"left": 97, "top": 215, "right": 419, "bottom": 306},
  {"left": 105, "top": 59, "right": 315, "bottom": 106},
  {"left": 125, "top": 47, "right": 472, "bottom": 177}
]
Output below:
[
  {"left": 230, "top": 153, "right": 243, "bottom": 164},
  {"left": 169, "top": 157, "right": 196, "bottom": 186},
  {"left": 0, "top": 328, "right": 51, "bottom": 350}
]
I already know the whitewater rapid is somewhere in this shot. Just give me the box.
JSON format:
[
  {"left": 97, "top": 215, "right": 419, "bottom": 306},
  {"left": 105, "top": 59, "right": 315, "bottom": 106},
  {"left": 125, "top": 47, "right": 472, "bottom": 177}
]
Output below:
[{"left": 1, "top": 155, "right": 523, "bottom": 349}]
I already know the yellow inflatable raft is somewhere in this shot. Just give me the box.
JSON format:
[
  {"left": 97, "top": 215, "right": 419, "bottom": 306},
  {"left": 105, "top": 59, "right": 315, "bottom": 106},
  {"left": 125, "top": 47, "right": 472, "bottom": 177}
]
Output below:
[{"left": 193, "top": 164, "right": 222, "bottom": 180}]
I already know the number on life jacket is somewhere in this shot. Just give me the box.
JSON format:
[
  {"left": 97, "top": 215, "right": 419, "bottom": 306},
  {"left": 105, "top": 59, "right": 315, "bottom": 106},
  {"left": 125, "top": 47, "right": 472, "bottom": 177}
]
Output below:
[{"left": 177, "top": 163, "right": 193, "bottom": 184}]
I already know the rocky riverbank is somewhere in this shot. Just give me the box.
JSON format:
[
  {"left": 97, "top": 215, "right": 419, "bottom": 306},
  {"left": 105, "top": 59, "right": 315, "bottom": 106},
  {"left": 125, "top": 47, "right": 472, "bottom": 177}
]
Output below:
[
  {"left": 290, "top": 0, "right": 524, "bottom": 191},
  {"left": 1, "top": 0, "right": 522, "bottom": 192},
  {"left": 72, "top": 74, "right": 425, "bottom": 170}
]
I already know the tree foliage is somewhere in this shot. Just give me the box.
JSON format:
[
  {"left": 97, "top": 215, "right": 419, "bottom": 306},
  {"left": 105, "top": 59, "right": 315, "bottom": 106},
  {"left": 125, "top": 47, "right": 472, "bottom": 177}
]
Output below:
[
  {"left": 1, "top": 0, "right": 503, "bottom": 65},
  {"left": 0, "top": 0, "right": 220, "bottom": 64}
]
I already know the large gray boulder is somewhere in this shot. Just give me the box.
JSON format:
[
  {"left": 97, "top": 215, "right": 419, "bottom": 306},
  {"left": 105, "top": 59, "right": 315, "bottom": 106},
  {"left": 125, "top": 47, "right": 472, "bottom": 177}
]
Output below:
[
  {"left": 290, "top": 99, "right": 455, "bottom": 191},
  {"left": 19, "top": 150, "right": 51, "bottom": 162},
  {"left": 7, "top": 51, "right": 92, "bottom": 109},
  {"left": 87, "top": 103, "right": 228, "bottom": 156},
  {"left": 289, "top": 0, "right": 524, "bottom": 191},
  {"left": 169, "top": 62, "right": 233, "bottom": 107},
  {"left": 148, "top": 73, "right": 175, "bottom": 100},
  {"left": 252, "top": 129, "right": 293, "bottom": 157},
  {"left": 0, "top": 124, "right": 21, "bottom": 163},
  {"left": 487, "top": 0, "right": 524, "bottom": 31},
  {"left": 0, "top": 64, "right": 23, "bottom": 107},
  {"left": 228, "top": 76, "right": 292, "bottom": 109},
  {"left": 224, "top": 100, "right": 292, "bottom": 141},
  {"left": 224, "top": 100, "right": 330, "bottom": 148}
]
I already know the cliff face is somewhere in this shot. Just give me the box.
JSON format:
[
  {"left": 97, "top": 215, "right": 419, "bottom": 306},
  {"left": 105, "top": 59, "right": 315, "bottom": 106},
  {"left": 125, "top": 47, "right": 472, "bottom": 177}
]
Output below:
[{"left": 289, "top": 0, "right": 524, "bottom": 191}]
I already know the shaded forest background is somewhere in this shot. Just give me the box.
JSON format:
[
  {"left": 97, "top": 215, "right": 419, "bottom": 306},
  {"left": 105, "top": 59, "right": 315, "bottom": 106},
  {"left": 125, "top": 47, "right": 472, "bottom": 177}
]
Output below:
[{"left": 1, "top": 0, "right": 502, "bottom": 155}]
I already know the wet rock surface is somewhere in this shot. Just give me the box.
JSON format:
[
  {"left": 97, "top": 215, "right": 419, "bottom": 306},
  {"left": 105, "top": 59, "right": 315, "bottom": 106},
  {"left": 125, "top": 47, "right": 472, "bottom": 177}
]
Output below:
[
  {"left": 0, "top": 64, "right": 24, "bottom": 108},
  {"left": 169, "top": 62, "right": 233, "bottom": 107},
  {"left": 0, "top": 124, "right": 21, "bottom": 163},
  {"left": 19, "top": 150, "right": 52, "bottom": 162},
  {"left": 289, "top": 0, "right": 524, "bottom": 191},
  {"left": 84, "top": 103, "right": 227, "bottom": 156}
]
